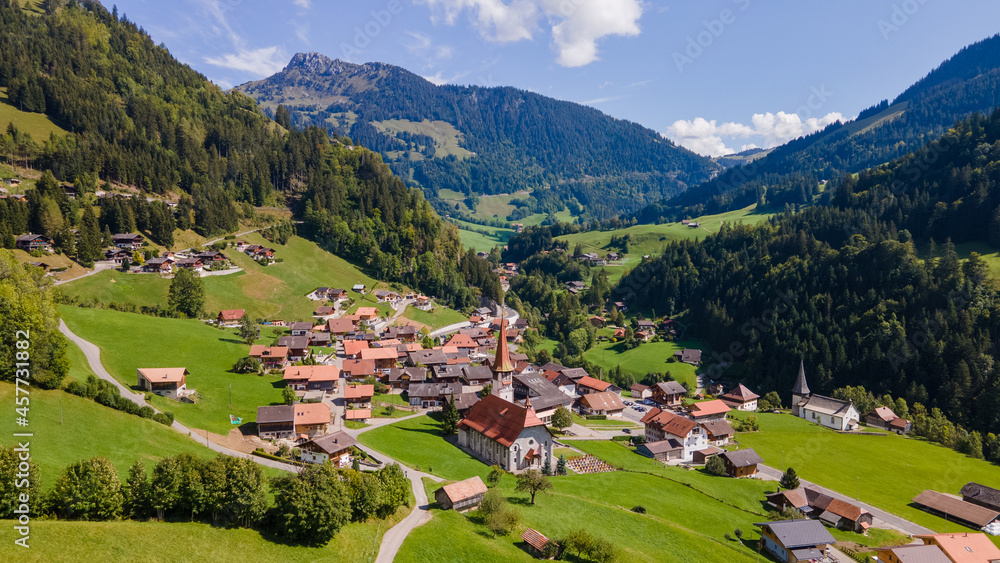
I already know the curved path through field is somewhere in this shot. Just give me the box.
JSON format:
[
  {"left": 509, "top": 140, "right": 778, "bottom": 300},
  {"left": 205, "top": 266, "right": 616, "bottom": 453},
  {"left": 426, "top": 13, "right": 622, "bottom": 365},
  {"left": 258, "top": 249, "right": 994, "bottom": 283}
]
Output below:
[{"left": 61, "top": 318, "right": 444, "bottom": 560}]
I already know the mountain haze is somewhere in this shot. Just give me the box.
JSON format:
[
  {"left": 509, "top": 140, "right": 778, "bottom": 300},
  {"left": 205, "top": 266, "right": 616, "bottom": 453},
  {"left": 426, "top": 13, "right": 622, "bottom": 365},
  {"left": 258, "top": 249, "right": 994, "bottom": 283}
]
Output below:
[{"left": 237, "top": 53, "right": 720, "bottom": 221}]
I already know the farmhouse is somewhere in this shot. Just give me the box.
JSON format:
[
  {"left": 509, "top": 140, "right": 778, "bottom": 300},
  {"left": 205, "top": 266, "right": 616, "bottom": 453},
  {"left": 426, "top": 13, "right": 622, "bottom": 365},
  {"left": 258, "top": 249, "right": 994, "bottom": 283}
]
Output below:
[
  {"left": 914, "top": 533, "right": 1000, "bottom": 563},
  {"left": 289, "top": 321, "right": 313, "bottom": 336},
  {"left": 637, "top": 439, "right": 684, "bottom": 462},
  {"left": 352, "top": 283, "right": 366, "bottom": 293},
  {"left": 817, "top": 498, "right": 873, "bottom": 533},
  {"left": 434, "top": 476, "right": 488, "bottom": 512},
  {"left": 143, "top": 257, "right": 173, "bottom": 273},
  {"left": 766, "top": 489, "right": 812, "bottom": 517},
  {"left": 217, "top": 309, "right": 245, "bottom": 326},
  {"left": 344, "top": 384, "right": 375, "bottom": 408},
  {"left": 575, "top": 375, "right": 615, "bottom": 395},
  {"left": 342, "top": 359, "right": 377, "bottom": 380},
  {"left": 651, "top": 380, "right": 687, "bottom": 406},
  {"left": 578, "top": 391, "right": 626, "bottom": 417},
  {"left": 359, "top": 347, "right": 399, "bottom": 372},
  {"left": 457, "top": 394, "right": 554, "bottom": 473},
  {"left": 112, "top": 233, "right": 144, "bottom": 250},
  {"left": 136, "top": 368, "right": 190, "bottom": 400},
  {"left": 256, "top": 403, "right": 331, "bottom": 439},
  {"left": 103, "top": 248, "right": 130, "bottom": 265},
  {"left": 755, "top": 519, "right": 836, "bottom": 563},
  {"left": 700, "top": 418, "right": 736, "bottom": 446},
  {"left": 630, "top": 383, "right": 652, "bottom": 400},
  {"left": 282, "top": 365, "right": 339, "bottom": 392},
  {"left": 791, "top": 361, "right": 859, "bottom": 431},
  {"left": 866, "top": 406, "right": 911, "bottom": 434},
  {"left": 249, "top": 345, "right": 289, "bottom": 369},
  {"left": 874, "top": 545, "right": 952, "bottom": 563},
  {"left": 387, "top": 367, "right": 427, "bottom": 389},
  {"left": 962, "top": 482, "right": 1000, "bottom": 512},
  {"left": 409, "top": 382, "right": 462, "bottom": 408},
  {"left": 687, "top": 399, "right": 731, "bottom": 421},
  {"left": 673, "top": 348, "right": 702, "bottom": 365},
  {"left": 300, "top": 431, "right": 358, "bottom": 467},
  {"left": 720, "top": 384, "right": 760, "bottom": 411},
  {"left": 175, "top": 257, "right": 204, "bottom": 271},
  {"left": 15, "top": 234, "right": 53, "bottom": 252},
  {"left": 719, "top": 448, "right": 763, "bottom": 478}
]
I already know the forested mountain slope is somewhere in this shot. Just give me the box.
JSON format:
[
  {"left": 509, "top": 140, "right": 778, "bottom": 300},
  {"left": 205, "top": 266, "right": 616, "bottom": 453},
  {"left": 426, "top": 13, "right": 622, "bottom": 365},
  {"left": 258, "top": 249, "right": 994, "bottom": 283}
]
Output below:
[
  {"left": 617, "top": 110, "right": 1000, "bottom": 437},
  {"left": 637, "top": 34, "right": 1000, "bottom": 222},
  {"left": 237, "top": 52, "right": 719, "bottom": 220}
]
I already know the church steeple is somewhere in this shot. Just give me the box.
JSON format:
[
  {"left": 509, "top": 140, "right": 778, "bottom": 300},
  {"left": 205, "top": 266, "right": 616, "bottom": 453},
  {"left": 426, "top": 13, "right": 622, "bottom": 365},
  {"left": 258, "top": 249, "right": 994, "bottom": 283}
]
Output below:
[
  {"left": 792, "top": 359, "right": 810, "bottom": 396},
  {"left": 491, "top": 316, "right": 514, "bottom": 401}
]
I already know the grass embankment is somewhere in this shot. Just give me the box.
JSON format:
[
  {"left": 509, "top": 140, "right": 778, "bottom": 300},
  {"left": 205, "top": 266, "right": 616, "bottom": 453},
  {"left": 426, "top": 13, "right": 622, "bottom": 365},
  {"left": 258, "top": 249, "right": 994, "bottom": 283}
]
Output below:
[
  {"left": 731, "top": 410, "right": 1000, "bottom": 543},
  {"left": 400, "top": 304, "right": 467, "bottom": 329},
  {"left": 59, "top": 305, "right": 284, "bottom": 435},
  {"left": 583, "top": 337, "right": 702, "bottom": 389}
]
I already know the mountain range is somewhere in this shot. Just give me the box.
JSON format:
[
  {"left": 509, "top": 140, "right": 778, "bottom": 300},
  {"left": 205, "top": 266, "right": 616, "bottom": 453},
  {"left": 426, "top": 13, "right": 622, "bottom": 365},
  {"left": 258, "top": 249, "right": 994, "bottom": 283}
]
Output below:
[{"left": 236, "top": 53, "right": 719, "bottom": 221}]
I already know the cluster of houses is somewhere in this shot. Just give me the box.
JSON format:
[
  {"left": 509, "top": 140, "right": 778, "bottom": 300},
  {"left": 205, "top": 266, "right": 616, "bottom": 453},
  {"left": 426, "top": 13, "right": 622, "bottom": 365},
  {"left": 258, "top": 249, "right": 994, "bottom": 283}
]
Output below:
[
  {"left": 235, "top": 241, "right": 275, "bottom": 263},
  {"left": 767, "top": 487, "right": 873, "bottom": 533}
]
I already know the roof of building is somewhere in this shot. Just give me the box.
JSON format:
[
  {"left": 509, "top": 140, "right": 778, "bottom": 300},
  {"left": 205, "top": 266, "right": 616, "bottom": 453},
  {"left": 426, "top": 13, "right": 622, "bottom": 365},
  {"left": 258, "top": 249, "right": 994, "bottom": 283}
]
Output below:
[
  {"left": 344, "top": 409, "right": 371, "bottom": 420},
  {"left": 916, "top": 533, "right": 1000, "bottom": 563},
  {"left": 656, "top": 380, "right": 687, "bottom": 395},
  {"left": 137, "top": 367, "right": 189, "bottom": 383},
  {"left": 282, "top": 365, "right": 339, "bottom": 382},
  {"left": 754, "top": 519, "right": 835, "bottom": 549},
  {"left": 576, "top": 375, "right": 612, "bottom": 392},
  {"left": 462, "top": 365, "right": 494, "bottom": 381},
  {"left": 877, "top": 545, "right": 952, "bottom": 563},
  {"left": 521, "top": 528, "right": 553, "bottom": 552},
  {"left": 799, "top": 394, "right": 854, "bottom": 417},
  {"left": 913, "top": 491, "right": 1000, "bottom": 527},
  {"left": 889, "top": 417, "right": 911, "bottom": 429},
  {"left": 700, "top": 418, "right": 736, "bottom": 438},
  {"left": 579, "top": 391, "right": 626, "bottom": 412},
  {"left": 294, "top": 403, "right": 330, "bottom": 426},
  {"left": 218, "top": 309, "right": 245, "bottom": 321},
  {"left": 793, "top": 359, "right": 810, "bottom": 395},
  {"left": 491, "top": 317, "right": 514, "bottom": 373},
  {"left": 360, "top": 347, "right": 398, "bottom": 361},
  {"left": 388, "top": 367, "right": 427, "bottom": 383},
  {"left": 342, "top": 359, "right": 376, "bottom": 376},
  {"left": 869, "top": 406, "right": 898, "bottom": 422},
  {"left": 257, "top": 405, "right": 294, "bottom": 424},
  {"left": 307, "top": 431, "right": 358, "bottom": 454},
  {"left": 457, "top": 394, "right": 547, "bottom": 447},
  {"left": 721, "top": 448, "right": 763, "bottom": 468},
  {"left": 344, "top": 340, "right": 370, "bottom": 357},
  {"left": 512, "top": 374, "right": 573, "bottom": 411},
  {"left": 674, "top": 348, "right": 702, "bottom": 363},
  {"left": 560, "top": 367, "right": 590, "bottom": 380},
  {"left": 445, "top": 333, "right": 479, "bottom": 349},
  {"left": 630, "top": 383, "right": 649, "bottom": 393},
  {"left": 408, "top": 382, "right": 462, "bottom": 398},
  {"left": 962, "top": 482, "right": 1000, "bottom": 510},
  {"left": 803, "top": 488, "right": 835, "bottom": 512},
  {"left": 409, "top": 349, "right": 448, "bottom": 366},
  {"left": 289, "top": 321, "right": 313, "bottom": 331},
  {"left": 454, "top": 392, "right": 480, "bottom": 411},
  {"left": 256, "top": 346, "right": 288, "bottom": 359},
  {"left": 720, "top": 383, "right": 759, "bottom": 403},
  {"left": 277, "top": 335, "right": 311, "bottom": 350},
  {"left": 641, "top": 439, "right": 684, "bottom": 454},
  {"left": 439, "top": 476, "right": 488, "bottom": 504},
  {"left": 640, "top": 407, "right": 697, "bottom": 438},
  {"left": 688, "top": 399, "right": 731, "bottom": 418},
  {"left": 824, "top": 498, "right": 867, "bottom": 521},
  {"left": 327, "top": 318, "right": 356, "bottom": 333},
  {"left": 345, "top": 384, "right": 375, "bottom": 399},
  {"left": 355, "top": 306, "right": 379, "bottom": 318},
  {"left": 767, "top": 488, "right": 810, "bottom": 510}
]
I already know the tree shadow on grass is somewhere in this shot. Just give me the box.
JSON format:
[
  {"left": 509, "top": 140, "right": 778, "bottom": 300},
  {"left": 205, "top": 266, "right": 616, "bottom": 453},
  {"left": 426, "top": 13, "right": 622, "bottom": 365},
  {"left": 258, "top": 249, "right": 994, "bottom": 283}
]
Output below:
[
  {"left": 395, "top": 426, "right": 447, "bottom": 437},
  {"left": 508, "top": 496, "right": 535, "bottom": 507}
]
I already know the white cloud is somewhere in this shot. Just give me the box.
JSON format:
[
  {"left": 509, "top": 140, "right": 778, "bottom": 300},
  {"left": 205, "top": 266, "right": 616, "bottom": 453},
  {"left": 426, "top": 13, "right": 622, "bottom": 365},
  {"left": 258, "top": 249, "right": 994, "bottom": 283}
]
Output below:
[
  {"left": 417, "top": 0, "right": 643, "bottom": 67},
  {"left": 422, "top": 70, "right": 470, "bottom": 85},
  {"left": 294, "top": 0, "right": 311, "bottom": 8},
  {"left": 665, "top": 111, "right": 845, "bottom": 157},
  {"left": 204, "top": 46, "right": 287, "bottom": 76},
  {"left": 404, "top": 31, "right": 454, "bottom": 65}
]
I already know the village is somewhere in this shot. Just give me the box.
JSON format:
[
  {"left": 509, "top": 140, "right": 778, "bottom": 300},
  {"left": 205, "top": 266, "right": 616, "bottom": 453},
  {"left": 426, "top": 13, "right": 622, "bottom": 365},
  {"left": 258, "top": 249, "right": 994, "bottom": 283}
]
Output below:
[{"left": 124, "top": 270, "right": 1000, "bottom": 563}]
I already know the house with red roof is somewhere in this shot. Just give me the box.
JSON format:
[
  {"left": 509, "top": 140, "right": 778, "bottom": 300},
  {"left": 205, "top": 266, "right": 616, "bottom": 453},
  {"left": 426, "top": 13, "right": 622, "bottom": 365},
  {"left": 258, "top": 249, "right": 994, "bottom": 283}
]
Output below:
[
  {"left": 434, "top": 476, "right": 488, "bottom": 512},
  {"left": 359, "top": 347, "right": 399, "bottom": 372},
  {"left": 575, "top": 375, "right": 617, "bottom": 396},
  {"left": 720, "top": 384, "right": 760, "bottom": 411},
  {"left": 216, "top": 309, "right": 245, "bottom": 327},
  {"left": 282, "top": 365, "right": 339, "bottom": 392},
  {"left": 342, "top": 359, "right": 377, "bottom": 381},
  {"left": 457, "top": 394, "right": 554, "bottom": 473},
  {"left": 248, "top": 345, "right": 289, "bottom": 369},
  {"left": 641, "top": 407, "right": 708, "bottom": 462},
  {"left": 345, "top": 384, "right": 375, "bottom": 408},
  {"left": 687, "top": 399, "right": 731, "bottom": 421}
]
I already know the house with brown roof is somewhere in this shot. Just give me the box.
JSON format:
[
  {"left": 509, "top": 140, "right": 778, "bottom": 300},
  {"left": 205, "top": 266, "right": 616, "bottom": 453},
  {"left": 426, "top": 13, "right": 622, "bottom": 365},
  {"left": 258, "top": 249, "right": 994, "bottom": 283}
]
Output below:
[
  {"left": 575, "top": 375, "right": 615, "bottom": 396},
  {"left": 112, "top": 233, "right": 144, "bottom": 250},
  {"left": 866, "top": 406, "right": 912, "bottom": 434},
  {"left": 292, "top": 403, "right": 331, "bottom": 438},
  {"left": 136, "top": 368, "right": 191, "bottom": 400},
  {"left": 342, "top": 359, "right": 377, "bottom": 381},
  {"left": 282, "top": 365, "right": 339, "bottom": 392},
  {"left": 914, "top": 533, "right": 1000, "bottom": 563},
  {"left": 578, "top": 391, "right": 626, "bottom": 417},
  {"left": 355, "top": 307, "right": 380, "bottom": 321},
  {"left": 15, "top": 233, "right": 53, "bottom": 252},
  {"left": 913, "top": 490, "right": 1000, "bottom": 529},
  {"left": 962, "top": 482, "right": 1000, "bottom": 513},
  {"left": 651, "top": 380, "right": 687, "bottom": 406},
  {"left": 687, "top": 399, "right": 731, "bottom": 421},
  {"left": 457, "top": 394, "right": 554, "bottom": 473},
  {"left": 409, "top": 382, "right": 463, "bottom": 408},
  {"left": 720, "top": 384, "right": 760, "bottom": 411},
  {"left": 630, "top": 383, "right": 652, "bottom": 400},
  {"left": 359, "top": 347, "right": 398, "bottom": 372},
  {"left": 387, "top": 366, "right": 427, "bottom": 389},
  {"left": 766, "top": 489, "right": 813, "bottom": 517},
  {"left": 327, "top": 317, "right": 356, "bottom": 336},
  {"left": 300, "top": 431, "right": 358, "bottom": 467},
  {"left": 874, "top": 544, "right": 952, "bottom": 563},
  {"left": 276, "top": 335, "right": 311, "bottom": 362},
  {"left": 640, "top": 407, "right": 707, "bottom": 462},
  {"left": 673, "top": 348, "right": 702, "bottom": 365},
  {"left": 314, "top": 305, "right": 336, "bottom": 318},
  {"left": 700, "top": 418, "right": 736, "bottom": 446},
  {"left": 637, "top": 439, "right": 685, "bottom": 462},
  {"left": 818, "top": 497, "right": 873, "bottom": 533},
  {"left": 343, "top": 339, "right": 370, "bottom": 359},
  {"left": 719, "top": 448, "right": 764, "bottom": 478},
  {"left": 257, "top": 403, "right": 330, "bottom": 440},
  {"left": 434, "top": 476, "right": 488, "bottom": 511},
  {"left": 345, "top": 384, "right": 375, "bottom": 408},
  {"left": 249, "top": 345, "right": 289, "bottom": 369}
]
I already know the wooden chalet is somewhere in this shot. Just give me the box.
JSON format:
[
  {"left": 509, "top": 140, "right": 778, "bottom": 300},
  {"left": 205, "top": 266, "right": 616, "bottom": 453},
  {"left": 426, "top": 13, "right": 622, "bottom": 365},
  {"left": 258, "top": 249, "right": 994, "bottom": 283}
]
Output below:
[
  {"left": 719, "top": 448, "right": 763, "bottom": 478},
  {"left": 136, "top": 368, "right": 190, "bottom": 400},
  {"left": 300, "top": 431, "right": 358, "bottom": 467},
  {"left": 15, "top": 234, "right": 53, "bottom": 252},
  {"left": 434, "top": 476, "right": 488, "bottom": 511}
]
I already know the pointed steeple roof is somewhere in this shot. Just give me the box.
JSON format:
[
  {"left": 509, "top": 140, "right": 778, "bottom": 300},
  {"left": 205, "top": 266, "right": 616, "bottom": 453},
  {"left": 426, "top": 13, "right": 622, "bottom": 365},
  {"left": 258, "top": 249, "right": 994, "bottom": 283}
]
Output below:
[
  {"left": 492, "top": 317, "right": 514, "bottom": 374},
  {"left": 792, "top": 359, "right": 810, "bottom": 395}
]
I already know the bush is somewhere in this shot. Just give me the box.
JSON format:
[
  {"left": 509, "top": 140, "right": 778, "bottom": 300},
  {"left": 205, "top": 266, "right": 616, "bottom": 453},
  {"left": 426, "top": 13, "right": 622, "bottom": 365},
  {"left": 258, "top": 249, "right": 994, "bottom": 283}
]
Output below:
[
  {"left": 631, "top": 505, "right": 646, "bottom": 514},
  {"left": 152, "top": 412, "right": 174, "bottom": 426},
  {"left": 585, "top": 415, "right": 607, "bottom": 421},
  {"left": 705, "top": 455, "right": 727, "bottom": 476},
  {"left": 233, "top": 357, "right": 261, "bottom": 374}
]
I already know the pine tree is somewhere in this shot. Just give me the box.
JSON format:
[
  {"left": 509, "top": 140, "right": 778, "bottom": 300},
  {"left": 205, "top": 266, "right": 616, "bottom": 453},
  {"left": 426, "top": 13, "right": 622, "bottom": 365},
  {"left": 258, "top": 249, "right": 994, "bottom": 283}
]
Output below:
[
  {"left": 779, "top": 467, "right": 800, "bottom": 490},
  {"left": 441, "top": 393, "right": 459, "bottom": 435},
  {"left": 78, "top": 205, "right": 101, "bottom": 266}
]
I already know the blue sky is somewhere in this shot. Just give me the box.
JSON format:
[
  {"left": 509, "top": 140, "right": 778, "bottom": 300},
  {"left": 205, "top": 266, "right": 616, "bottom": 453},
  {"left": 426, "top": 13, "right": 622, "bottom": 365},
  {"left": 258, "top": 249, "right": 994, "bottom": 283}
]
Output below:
[{"left": 114, "top": 0, "right": 1000, "bottom": 156}]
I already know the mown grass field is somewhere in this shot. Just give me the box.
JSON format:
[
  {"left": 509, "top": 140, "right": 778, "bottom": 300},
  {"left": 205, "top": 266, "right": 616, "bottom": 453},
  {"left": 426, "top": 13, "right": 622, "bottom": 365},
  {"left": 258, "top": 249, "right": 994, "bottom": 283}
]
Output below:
[
  {"left": 0, "top": 86, "right": 69, "bottom": 140},
  {"left": 557, "top": 204, "right": 772, "bottom": 266},
  {"left": 59, "top": 305, "right": 285, "bottom": 434},
  {"left": 358, "top": 414, "right": 490, "bottom": 481},
  {"left": 730, "top": 410, "right": 1000, "bottom": 542},
  {"left": 399, "top": 304, "right": 467, "bottom": 329},
  {"left": 0, "top": 383, "right": 221, "bottom": 481},
  {"left": 59, "top": 233, "right": 379, "bottom": 321},
  {"left": 583, "top": 336, "right": 702, "bottom": 389},
  {"left": 0, "top": 499, "right": 411, "bottom": 562}
]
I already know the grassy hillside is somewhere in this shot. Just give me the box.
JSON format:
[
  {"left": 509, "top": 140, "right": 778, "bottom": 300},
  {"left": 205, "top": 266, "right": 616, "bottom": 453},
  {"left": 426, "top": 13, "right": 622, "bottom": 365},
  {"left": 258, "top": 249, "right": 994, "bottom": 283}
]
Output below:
[
  {"left": 60, "top": 233, "right": 379, "bottom": 321},
  {"left": 0, "top": 502, "right": 411, "bottom": 562},
  {"left": 0, "top": 86, "right": 69, "bottom": 140},
  {"left": 373, "top": 119, "right": 474, "bottom": 159},
  {"left": 583, "top": 337, "right": 702, "bottom": 389},
  {"left": 732, "top": 411, "right": 1000, "bottom": 544},
  {"left": 59, "top": 306, "right": 284, "bottom": 434}
]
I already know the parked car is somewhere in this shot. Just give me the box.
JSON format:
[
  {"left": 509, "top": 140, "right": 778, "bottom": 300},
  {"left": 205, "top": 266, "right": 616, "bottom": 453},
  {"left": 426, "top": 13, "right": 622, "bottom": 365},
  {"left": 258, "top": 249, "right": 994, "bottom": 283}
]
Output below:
[{"left": 622, "top": 428, "right": 631, "bottom": 434}]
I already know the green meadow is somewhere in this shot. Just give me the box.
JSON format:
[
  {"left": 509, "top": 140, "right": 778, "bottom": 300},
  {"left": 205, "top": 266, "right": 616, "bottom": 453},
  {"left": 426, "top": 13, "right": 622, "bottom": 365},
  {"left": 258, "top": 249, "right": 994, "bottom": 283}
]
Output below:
[{"left": 583, "top": 336, "right": 702, "bottom": 389}]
